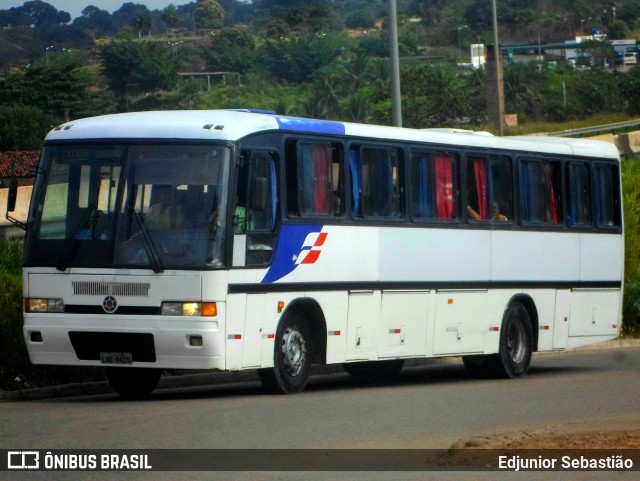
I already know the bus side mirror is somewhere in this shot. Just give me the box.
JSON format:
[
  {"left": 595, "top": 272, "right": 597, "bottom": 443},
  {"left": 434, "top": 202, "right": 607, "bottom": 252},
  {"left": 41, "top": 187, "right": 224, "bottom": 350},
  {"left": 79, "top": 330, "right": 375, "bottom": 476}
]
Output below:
[
  {"left": 7, "top": 178, "right": 18, "bottom": 213},
  {"left": 252, "top": 177, "right": 268, "bottom": 212}
]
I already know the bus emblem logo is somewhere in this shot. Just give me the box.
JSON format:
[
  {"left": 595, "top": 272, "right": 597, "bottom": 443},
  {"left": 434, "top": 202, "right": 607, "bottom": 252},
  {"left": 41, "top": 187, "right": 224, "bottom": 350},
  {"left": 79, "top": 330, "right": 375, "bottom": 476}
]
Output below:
[
  {"left": 294, "top": 232, "right": 328, "bottom": 265},
  {"left": 102, "top": 296, "right": 118, "bottom": 314}
]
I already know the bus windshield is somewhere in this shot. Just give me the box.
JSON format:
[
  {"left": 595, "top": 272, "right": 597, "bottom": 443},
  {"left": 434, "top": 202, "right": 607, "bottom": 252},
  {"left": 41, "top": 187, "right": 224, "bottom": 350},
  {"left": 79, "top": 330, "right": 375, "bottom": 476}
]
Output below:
[{"left": 24, "top": 143, "right": 232, "bottom": 270}]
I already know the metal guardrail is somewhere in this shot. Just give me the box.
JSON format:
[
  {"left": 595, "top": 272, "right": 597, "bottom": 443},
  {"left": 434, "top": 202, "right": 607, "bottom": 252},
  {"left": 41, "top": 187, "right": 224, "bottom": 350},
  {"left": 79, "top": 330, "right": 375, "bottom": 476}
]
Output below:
[{"left": 548, "top": 119, "right": 640, "bottom": 137}]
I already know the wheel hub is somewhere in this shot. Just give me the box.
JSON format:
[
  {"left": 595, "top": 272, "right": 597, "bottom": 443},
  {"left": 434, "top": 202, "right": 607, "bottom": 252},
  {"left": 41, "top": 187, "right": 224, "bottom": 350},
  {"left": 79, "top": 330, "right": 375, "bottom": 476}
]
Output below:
[
  {"left": 281, "top": 327, "right": 306, "bottom": 376},
  {"left": 507, "top": 320, "right": 526, "bottom": 363}
]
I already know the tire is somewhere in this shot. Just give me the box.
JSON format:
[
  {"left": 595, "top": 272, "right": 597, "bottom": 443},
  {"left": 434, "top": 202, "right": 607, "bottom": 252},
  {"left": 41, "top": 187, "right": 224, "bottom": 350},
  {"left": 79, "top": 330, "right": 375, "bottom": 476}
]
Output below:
[
  {"left": 258, "top": 313, "right": 312, "bottom": 394},
  {"left": 343, "top": 359, "right": 405, "bottom": 379},
  {"left": 106, "top": 367, "right": 161, "bottom": 399},
  {"left": 488, "top": 301, "right": 533, "bottom": 378},
  {"left": 463, "top": 302, "right": 533, "bottom": 379}
]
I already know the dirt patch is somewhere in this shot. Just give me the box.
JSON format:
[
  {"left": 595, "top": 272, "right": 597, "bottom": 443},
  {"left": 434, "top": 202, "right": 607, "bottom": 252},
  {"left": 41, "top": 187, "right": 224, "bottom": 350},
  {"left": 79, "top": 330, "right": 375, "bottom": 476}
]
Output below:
[{"left": 441, "top": 416, "right": 640, "bottom": 468}]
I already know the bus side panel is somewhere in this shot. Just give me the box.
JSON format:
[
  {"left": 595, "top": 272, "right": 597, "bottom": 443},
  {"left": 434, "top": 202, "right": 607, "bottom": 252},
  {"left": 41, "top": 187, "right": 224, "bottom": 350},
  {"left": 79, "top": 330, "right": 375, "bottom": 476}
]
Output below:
[
  {"left": 346, "top": 290, "right": 381, "bottom": 361},
  {"left": 579, "top": 233, "right": 623, "bottom": 281},
  {"left": 432, "top": 290, "right": 486, "bottom": 356},
  {"left": 311, "top": 291, "right": 349, "bottom": 365},
  {"left": 569, "top": 233, "right": 622, "bottom": 340},
  {"left": 569, "top": 290, "right": 621, "bottom": 337},
  {"left": 491, "top": 231, "right": 580, "bottom": 282},
  {"left": 522, "top": 289, "right": 557, "bottom": 351},
  {"left": 378, "top": 290, "right": 429, "bottom": 358},
  {"left": 380, "top": 229, "right": 490, "bottom": 282}
]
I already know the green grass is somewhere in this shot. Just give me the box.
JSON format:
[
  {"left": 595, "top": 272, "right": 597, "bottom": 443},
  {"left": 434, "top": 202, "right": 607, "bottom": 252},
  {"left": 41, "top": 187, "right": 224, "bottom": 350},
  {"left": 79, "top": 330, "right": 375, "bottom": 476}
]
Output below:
[{"left": 622, "top": 156, "right": 640, "bottom": 337}]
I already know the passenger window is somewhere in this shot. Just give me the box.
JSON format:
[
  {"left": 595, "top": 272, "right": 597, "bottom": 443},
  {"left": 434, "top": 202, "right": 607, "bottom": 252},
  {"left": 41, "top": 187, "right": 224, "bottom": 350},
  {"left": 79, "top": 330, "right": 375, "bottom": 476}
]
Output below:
[
  {"left": 466, "top": 155, "right": 512, "bottom": 222},
  {"left": 594, "top": 164, "right": 620, "bottom": 228},
  {"left": 519, "top": 158, "right": 561, "bottom": 225},
  {"left": 566, "top": 162, "right": 591, "bottom": 227},
  {"left": 285, "top": 140, "right": 342, "bottom": 217},
  {"left": 410, "top": 151, "right": 456, "bottom": 220},
  {"left": 351, "top": 146, "right": 402, "bottom": 218}
]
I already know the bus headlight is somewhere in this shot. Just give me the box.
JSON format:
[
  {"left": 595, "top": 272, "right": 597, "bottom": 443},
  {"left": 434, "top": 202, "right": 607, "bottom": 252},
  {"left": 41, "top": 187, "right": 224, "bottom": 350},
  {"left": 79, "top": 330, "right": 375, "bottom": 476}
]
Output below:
[
  {"left": 25, "top": 298, "right": 65, "bottom": 313},
  {"left": 161, "top": 302, "right": 217, "bottom": 317}
]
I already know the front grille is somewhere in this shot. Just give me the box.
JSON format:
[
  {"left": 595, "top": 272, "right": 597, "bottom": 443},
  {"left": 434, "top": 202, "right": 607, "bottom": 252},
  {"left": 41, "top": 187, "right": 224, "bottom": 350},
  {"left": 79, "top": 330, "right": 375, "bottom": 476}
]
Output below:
[
  {"left": 72, "top": 281, "right": 150, "bottom": 297},
  {"left": 69, "top": 332, "right": 156, "bottom": 362},
  {"left": 65, "top": 305, "right": 161, "bottom": 315}
]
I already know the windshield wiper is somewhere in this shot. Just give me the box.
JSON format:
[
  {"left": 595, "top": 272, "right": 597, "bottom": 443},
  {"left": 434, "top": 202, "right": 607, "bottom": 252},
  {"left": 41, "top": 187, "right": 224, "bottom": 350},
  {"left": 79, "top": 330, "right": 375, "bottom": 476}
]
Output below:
[
  {"left": 130, "top": 208, "right": 164, "bottom": 273},
  {"left": 56, "top": 206, "right": 97, "bottom": 272}
]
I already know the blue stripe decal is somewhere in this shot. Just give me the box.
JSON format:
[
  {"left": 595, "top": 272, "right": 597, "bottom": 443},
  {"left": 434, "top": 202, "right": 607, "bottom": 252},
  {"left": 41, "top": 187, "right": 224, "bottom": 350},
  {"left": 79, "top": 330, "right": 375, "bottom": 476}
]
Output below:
[
  {"left": 275, "top": 116, "right": 345, "bottom": 136},
  {"left": 261, "top": 224, "right": 323, "bottom": 284}
]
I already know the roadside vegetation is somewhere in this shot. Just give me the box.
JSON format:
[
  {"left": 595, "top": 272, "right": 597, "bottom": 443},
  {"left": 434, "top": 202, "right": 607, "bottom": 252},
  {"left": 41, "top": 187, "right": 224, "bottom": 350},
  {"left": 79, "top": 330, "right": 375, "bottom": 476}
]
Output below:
[{"left": 0, "top": 239, "right": 104, "bottom": 391}]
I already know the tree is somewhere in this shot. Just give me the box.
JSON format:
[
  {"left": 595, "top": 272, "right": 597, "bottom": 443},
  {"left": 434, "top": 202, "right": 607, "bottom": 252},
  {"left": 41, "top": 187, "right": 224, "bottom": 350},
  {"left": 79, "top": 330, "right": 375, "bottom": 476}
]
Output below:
[
  {"left": 100, "top": 40, "right": 178, "bottom": 98},
  {"left": 21, "top": 1, "right": 61, "bottom": 27},
  {"left": 205, "top": 26, "right": 256, "bottom": 71},
  {"left": 162, "top": 4, "right": 180, "bottom": 28},
  {"left": 259, "top": 32, "right": 346, "bottom": 83},
  {"left": 194, "top": 0, "right": 225, "bottom": 29},
  {"left": 578, "top": 39, "right": 617, "bottom": 68},
  {"left": 0, "top": 105, "right": 52, "bottom": 150},
  {"left": 133, "top": 10, "right": 151, "bottom": 37},
  {"left": 401, "top": 64, "right": 472, "bottom": 128},
  {"left": 74, "top": 6, "right": 116, "bottom": 37},
  {"left": 113, "top": 3, "right": 150, "bottom": 32}
]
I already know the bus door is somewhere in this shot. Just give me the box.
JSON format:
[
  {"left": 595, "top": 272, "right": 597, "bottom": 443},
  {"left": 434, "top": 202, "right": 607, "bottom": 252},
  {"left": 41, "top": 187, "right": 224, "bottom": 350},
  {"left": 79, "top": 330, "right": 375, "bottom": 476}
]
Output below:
[{"left": 233, "top": 150, "right": 279, "bottom": 369}]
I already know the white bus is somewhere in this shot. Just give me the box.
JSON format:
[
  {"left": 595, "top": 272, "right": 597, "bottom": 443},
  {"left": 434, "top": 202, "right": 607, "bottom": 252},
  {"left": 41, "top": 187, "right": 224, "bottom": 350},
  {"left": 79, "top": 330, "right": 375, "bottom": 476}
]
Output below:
[{"left": 13, "top": 110, "right": 623, "bottom": 398}]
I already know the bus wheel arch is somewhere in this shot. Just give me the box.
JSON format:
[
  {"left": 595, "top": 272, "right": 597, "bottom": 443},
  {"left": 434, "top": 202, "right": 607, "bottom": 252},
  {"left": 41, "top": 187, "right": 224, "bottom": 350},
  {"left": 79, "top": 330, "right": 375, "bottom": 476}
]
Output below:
[
  {"left": 258, "top": 298, "right": 327, "bottom": 394},
  {"left": 463, "top": 296, "right": 536, "bottom": 379},
  {"left": 281, "top": 298, "right": 328, "bottom": 365}
]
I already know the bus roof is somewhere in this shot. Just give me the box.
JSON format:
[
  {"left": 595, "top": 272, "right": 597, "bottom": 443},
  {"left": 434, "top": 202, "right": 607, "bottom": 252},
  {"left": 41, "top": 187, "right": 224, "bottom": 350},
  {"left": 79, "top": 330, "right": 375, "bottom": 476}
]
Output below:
[{"left": 45, "top": 110, "right": 620, "bottom": 160}]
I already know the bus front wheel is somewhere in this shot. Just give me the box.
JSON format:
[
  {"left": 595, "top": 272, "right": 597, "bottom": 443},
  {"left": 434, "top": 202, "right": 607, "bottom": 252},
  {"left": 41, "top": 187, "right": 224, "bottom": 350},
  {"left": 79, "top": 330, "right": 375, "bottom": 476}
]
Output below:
[
  {"left": 105, "top": 367, "right": 161, "bottom": 399},
  {"left": 258, "top": 313, "right": 312, "bottom": 394}
]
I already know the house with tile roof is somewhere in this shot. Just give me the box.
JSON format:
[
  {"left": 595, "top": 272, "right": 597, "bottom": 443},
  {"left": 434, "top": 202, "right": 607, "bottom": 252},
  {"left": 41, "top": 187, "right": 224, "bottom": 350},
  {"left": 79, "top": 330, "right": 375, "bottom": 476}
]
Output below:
[{"left": 0, "top": 150, "right": 39, "bottom": 237}]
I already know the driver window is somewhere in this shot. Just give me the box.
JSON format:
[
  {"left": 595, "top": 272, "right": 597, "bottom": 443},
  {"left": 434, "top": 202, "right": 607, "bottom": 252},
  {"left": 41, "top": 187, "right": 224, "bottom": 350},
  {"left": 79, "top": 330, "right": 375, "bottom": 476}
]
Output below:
[{"left": 236, "top": 150, "right": 278, "bottom": 265}]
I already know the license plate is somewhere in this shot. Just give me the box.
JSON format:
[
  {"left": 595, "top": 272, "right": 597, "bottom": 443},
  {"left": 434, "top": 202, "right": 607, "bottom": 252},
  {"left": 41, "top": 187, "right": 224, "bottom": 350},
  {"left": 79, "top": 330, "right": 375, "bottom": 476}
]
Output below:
[{"left": 100, "top": 352, "right": 133, "bottom": 365}]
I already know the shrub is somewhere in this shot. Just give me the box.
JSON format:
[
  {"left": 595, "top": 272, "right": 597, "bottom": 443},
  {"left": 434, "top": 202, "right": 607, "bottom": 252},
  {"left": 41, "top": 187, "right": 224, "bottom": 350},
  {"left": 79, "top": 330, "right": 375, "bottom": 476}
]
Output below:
[
  {"left": 0, "top": 239, "right": 103, "bottom": 390},
  {"left": 622, "top": 157, "right": 640, "bottom": 336}
]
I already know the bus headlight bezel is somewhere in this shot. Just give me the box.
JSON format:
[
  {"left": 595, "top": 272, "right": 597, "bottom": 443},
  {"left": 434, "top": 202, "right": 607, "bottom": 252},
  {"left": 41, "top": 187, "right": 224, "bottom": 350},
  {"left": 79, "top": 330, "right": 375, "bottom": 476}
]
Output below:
[
  {"left": 25, "top": 298, "right": 65, "bottom": 313},
  {"left": 161, "top": 302, "right": 217, "bottom": 317}
]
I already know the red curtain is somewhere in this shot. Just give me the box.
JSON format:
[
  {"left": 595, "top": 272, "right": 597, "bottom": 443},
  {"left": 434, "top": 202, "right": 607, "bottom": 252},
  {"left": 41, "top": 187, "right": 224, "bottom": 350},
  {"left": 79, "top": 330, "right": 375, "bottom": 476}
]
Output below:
[
  {"left": 543, "top": 163, "right": 559, "bottom": 224},
  {"left": 435, "top": 155, "right": 454, "bottom": 219},
  {"left": 473, "top": 158, "right": 487, "bottom": 219},
  {"left": 313, "top": 144, "right": 330, "bottom": 214}
]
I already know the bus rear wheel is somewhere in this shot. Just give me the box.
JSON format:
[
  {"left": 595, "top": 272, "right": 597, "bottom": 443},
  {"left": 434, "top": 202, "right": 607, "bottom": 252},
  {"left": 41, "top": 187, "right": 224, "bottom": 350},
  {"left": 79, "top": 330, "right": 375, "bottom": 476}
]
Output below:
[
  {"left": 258, "top": 313, "right": 312, "bottom": 394},
  {"left": 105, "top": 367, "right": 161, "bottom": 399}
]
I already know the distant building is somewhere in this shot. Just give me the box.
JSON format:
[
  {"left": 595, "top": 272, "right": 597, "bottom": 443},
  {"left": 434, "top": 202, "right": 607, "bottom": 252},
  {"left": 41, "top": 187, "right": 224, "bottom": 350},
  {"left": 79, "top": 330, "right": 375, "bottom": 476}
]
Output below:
[
  {"left": 470, "top": 44, "right": 485, "bottom": 69},
  {"left": 0, "top": 150, "right": 39, "bottom": 237}
]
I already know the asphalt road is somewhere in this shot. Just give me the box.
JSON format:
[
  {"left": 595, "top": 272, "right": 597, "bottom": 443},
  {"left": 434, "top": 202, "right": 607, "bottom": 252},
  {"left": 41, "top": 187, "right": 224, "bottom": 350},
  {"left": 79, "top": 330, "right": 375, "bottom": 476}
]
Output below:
[{"left": 2, "top": 345, "right": 640, "bottom": 481}]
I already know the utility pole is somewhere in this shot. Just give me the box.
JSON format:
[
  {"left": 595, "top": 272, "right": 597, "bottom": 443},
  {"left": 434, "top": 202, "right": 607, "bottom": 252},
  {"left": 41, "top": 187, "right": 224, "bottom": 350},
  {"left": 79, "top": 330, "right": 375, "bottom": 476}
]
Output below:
[
  {"left": 490, "top": 0, "right": 505, "bottom": 136},
  {"left": 389, "top": 0, "right": 402, "bottom": 127},
  {"left": 457, "top": 25, "right": 468, "bottom": 64}
]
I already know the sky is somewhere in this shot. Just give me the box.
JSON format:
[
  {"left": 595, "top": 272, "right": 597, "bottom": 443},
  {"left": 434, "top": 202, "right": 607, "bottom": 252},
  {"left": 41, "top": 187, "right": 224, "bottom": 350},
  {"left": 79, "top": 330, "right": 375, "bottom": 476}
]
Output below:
[{"left": 0, "top": 1, "right": 193, "bottom": 20}]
